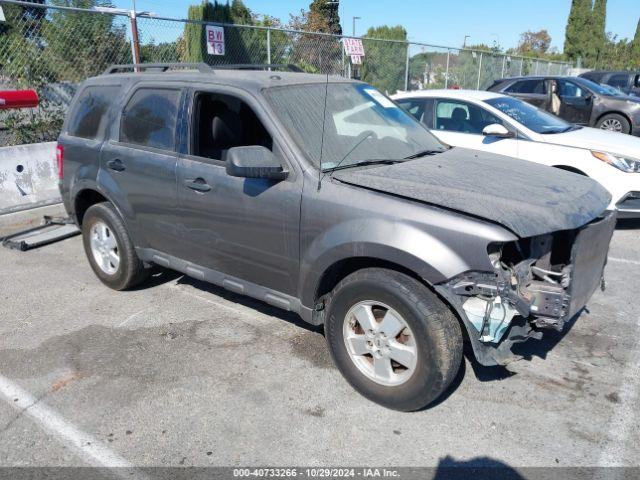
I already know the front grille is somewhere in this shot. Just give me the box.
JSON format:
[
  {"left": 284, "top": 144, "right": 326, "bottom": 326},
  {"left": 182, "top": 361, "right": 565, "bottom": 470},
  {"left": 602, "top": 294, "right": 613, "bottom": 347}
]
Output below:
[{"left": 567, "top": 211, "right": 616, "bottom": 317}]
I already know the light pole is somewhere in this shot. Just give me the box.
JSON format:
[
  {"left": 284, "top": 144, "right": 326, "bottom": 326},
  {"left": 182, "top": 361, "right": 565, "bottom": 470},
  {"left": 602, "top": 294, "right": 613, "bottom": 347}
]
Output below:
[{"left": 352, "top": 16, "right": 361, "bottom": 36}]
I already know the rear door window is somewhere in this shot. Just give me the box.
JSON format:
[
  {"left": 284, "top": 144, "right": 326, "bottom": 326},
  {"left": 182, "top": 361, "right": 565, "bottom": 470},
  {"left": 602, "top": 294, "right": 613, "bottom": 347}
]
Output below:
[
  {"left": 435, "top": 99, "right": 502, "bottom": 134},
  {"left": 67, "top": 85, "right": 119, "bottom": 140},
  {"left": 120, "top": 88, "right": 181, "bottom": 151},
  {"left": 505, "top": 80, "right": 547, "bottom": 94}
]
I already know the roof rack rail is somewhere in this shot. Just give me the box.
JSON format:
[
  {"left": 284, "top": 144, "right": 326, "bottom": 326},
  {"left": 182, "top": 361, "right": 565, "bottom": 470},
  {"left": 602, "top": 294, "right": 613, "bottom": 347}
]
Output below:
[
  {"left": 215, "top": 64, "right": 304, "bottom": 72},
  {"left": 103, "top": 63, "right": 212, "bottom": 75}
]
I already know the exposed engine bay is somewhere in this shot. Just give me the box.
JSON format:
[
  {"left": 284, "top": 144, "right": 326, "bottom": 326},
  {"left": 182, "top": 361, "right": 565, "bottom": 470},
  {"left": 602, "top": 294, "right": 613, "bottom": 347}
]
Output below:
[{"left": 435, "top": 211, "right": 616, "bottom": 366}]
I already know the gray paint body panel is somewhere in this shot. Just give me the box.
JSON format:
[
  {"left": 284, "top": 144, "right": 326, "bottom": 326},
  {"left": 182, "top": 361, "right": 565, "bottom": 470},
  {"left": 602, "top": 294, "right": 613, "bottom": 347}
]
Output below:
[{"left": 333, "top": 148, "right": 611, "bottom": 238}]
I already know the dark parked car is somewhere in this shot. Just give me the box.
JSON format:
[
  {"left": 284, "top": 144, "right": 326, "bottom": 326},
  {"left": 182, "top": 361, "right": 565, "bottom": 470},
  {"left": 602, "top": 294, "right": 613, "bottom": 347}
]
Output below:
[
  {"left": 58, "top": 63, "right": 615, "bottom": 411},
  {"left": 488, "top": 75, "right": 640, "bottom": 135},
  {"left": 579, "top": 70, "right": 640, "bottom": 98}
]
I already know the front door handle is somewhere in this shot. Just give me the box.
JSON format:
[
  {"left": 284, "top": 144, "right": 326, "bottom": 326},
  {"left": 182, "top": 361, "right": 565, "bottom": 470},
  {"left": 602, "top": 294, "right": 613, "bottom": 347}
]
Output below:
[
  {"left": 107, "top": 159, "right": 125, "bottom": 172},
  {"left": 185, "top": 178, "right": 212, "bottom": 193}
]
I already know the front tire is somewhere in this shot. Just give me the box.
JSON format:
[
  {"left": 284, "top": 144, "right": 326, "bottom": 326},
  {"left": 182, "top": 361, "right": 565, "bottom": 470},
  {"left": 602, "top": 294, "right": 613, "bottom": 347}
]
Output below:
[
  {"left": 596, "top": 113, "right": 631, "bottom": 134},
  {"left": 324, "top": 268, "right": 463, "bottom": 411},
  {"left": 82, "top": 202, "right": 148, "bottom": 290}
]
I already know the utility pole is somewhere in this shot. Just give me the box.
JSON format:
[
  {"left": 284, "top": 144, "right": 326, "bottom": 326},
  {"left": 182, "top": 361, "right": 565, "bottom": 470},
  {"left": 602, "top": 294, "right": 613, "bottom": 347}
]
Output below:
[
  {"left": 352, "top": 16, "right": 361, "bottom": 36},
  {"left": 129, "top": 0, "right": 141, "bottom": 68}
]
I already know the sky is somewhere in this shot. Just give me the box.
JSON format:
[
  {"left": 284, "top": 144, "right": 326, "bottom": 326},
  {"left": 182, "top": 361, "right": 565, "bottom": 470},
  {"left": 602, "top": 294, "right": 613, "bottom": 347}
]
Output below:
[{"left": 113, "top": 0, "right": 640, "bottom": 52}]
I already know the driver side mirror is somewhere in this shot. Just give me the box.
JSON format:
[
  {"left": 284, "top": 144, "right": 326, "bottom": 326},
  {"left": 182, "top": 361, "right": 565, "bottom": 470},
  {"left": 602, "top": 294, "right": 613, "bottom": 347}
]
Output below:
[
  {"left": 226, "top": 146, "right": 288, "bottom": 180},
  {"left": 482, "top": 123, "right": 514, "bottom": 138}
]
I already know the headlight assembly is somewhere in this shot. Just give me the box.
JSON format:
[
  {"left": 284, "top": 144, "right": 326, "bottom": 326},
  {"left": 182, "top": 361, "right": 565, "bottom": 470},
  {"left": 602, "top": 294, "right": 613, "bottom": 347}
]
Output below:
[{"left": 592, "top": 151, "right": 640, "bottom": 173}]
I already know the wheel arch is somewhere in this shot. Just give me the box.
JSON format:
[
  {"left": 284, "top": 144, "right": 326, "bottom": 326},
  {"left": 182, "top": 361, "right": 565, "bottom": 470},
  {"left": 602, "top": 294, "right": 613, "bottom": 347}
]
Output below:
[
  {"left": 314, "top": 256, "right": 429, "bottom": 305},
  {"left": 595, "top": 111, "right": 632, "bottom": 130},
  {"left": 552, "top": 165, "right": 588, "bottom": 176}
]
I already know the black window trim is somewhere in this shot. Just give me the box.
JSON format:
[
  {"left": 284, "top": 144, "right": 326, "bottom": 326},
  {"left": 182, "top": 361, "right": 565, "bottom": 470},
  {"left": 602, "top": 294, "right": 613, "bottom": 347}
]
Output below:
[{"left": 116, "top": 83, "right": 184, "bottom": 154}]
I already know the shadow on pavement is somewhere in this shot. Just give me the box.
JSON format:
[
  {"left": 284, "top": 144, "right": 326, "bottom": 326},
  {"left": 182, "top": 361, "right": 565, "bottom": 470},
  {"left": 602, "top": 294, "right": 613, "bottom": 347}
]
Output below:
[
  {"left": 616, "top": 218, "right": 640, "bottom": 230},
  {"left": 433, "top": 455, "right": 525, "bottom": 479}
]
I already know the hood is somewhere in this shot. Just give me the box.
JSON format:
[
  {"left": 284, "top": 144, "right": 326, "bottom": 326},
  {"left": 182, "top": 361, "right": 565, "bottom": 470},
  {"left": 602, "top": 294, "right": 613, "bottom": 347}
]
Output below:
[
  {"left": 537, "top": 126, "right": 640, "bottom": 159},
  {"left": 333, "top": 148, "right": 611, "bottom": 238}
]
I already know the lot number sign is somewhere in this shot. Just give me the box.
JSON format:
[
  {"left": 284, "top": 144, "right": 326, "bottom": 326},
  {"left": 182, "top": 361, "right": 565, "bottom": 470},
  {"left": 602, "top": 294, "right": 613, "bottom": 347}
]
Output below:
[{"left": 206, "top": 25, "right": 225, "bottom": 55}]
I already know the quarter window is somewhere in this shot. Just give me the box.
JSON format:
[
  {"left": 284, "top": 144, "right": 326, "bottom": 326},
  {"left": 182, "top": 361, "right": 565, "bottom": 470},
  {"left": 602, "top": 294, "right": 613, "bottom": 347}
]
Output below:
[
  {"left": 120, "top": 88, "right": 180, "bottom": 151},
  {"left": 67, "top": 86, "right": 119, "bottom": 140}
]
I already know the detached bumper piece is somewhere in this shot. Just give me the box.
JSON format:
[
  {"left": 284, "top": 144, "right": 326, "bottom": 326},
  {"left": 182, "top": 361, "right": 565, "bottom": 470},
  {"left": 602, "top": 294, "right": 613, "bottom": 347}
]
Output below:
[
  {"left": 1, "top": 216, "right": 79, "bottom": 251},
  {"left": 616, "top": 192, "right": 640, "bottom": 219},
  {"left": 437, "top": 211, "right": 616, "bottom": 366}
]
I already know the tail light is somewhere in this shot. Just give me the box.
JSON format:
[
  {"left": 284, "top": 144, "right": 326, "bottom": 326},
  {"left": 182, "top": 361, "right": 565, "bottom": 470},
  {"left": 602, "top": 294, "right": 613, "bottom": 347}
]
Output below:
[{"left": 56, "top": 144, "right": 64, "bottom": 180}]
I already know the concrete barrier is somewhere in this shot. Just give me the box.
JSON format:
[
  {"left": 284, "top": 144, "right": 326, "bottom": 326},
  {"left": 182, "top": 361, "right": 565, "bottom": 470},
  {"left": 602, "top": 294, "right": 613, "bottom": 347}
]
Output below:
[{"left": 0, "top": 142, "right": 61, "bottom": 216}]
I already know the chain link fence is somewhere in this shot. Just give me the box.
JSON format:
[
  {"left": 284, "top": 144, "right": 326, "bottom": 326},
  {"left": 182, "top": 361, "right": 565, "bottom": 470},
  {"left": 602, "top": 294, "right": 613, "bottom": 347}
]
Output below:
[{"left": 0, "top": 0, "right": 573, "bottom": 146}]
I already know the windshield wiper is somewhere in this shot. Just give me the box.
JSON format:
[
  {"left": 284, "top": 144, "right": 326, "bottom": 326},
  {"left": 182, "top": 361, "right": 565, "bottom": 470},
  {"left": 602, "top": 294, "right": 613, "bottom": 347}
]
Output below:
[
  {"left": 403, "top": 149, "right": 444, "bottom": 159},
  {"left": 324, "top": 159, "right": 404, "bottom": 173}
]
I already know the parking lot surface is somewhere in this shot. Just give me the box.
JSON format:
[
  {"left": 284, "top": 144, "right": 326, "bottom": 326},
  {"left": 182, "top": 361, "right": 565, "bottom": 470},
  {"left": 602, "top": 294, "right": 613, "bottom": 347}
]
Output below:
[{"left": 0, "top": 223, "right": 639, "bottom": 471}]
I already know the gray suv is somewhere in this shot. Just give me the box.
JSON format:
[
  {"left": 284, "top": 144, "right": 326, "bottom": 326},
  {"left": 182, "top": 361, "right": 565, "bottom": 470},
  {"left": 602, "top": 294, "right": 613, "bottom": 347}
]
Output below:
[{"left": 58, "top": 63, "right": 615, "bottom": 411}]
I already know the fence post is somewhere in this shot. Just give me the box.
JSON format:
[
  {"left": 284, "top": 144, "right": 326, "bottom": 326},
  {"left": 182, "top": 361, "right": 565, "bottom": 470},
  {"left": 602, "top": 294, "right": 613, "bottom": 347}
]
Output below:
[
  {"left": 404, "top": 42, "right": 410, "bottom": 91},
  {"left": 476, "top": 52, "right": 483, "bottom": 90},
  {"left": 128, "top": 10, "right": 141, "bottom": 68},
  {"left": 501, "top": 54, "right": 506, "bottom": 78},
  {"left": 519, "top": 58, "right": 523, "bottom": 76},
  {"left": 266, "top": 28, "right": 271, "bottom": 65},
  {"left": 444, "top": 49, "right": 450, "bottom": 89}
]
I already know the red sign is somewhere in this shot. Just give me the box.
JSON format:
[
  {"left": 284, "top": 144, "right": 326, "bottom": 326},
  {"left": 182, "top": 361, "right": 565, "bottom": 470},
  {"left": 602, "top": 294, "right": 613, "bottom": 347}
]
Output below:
[{"left": 343, "top": 38, "right": 365, "bottom": 57}]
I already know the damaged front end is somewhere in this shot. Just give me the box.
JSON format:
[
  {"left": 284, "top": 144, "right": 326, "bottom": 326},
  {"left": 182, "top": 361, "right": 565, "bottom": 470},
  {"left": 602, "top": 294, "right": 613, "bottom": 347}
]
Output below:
[{"left": 435, "top": 211, "right": 616, "bottom": 366}]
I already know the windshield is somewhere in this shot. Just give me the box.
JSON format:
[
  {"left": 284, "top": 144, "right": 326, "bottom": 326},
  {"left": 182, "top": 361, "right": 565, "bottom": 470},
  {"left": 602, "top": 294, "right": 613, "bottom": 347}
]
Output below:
[
  {"left": 598, "top": 83, "right": 625, "bottom": 96},
  {"left": 485, "top": 96, "right": 573, "bottom": 134},
  {"left": 264, "top": 82, "right": 446, "bottom": 170}
]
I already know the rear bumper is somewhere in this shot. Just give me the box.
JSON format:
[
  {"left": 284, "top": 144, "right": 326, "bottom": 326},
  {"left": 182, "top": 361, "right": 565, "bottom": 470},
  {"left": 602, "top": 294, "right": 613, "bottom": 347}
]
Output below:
[{"left": 616, "top": 192, "right": 640, "bottom": 218}]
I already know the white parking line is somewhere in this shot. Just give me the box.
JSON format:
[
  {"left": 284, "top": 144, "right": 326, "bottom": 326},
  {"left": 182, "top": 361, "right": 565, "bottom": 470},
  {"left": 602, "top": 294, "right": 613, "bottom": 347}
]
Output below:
[
  {"left": 0, "top": 373, "right": 143, "bottom": 476},
  {"left": 609, "top": 256, "right": 640, "bottom": 266}
]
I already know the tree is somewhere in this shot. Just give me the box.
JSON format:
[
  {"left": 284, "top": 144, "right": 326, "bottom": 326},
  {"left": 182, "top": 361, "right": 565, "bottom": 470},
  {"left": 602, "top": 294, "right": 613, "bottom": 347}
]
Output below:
[
  {"left": 591, "top": 0, "right": 607, "bottom": 66},
  {"left": 515, "top": 30, "right": 552, "bottom": 56},
  {"left": 632, "top": 19, "right": 640, "bottom": 65},
  {"left": 564, "top": 0, "right": 592, "bottom": 63},
  {"left": 361, "top": 25, "right": 407, "bottom": 94},
  {"left": 43, "top": 0, "right": 130, "bottom": 82},
  {"left": 308, "top": 0, "right": 341, "bottom": 35},
  {"left": 181, "top": 1, "right": 253, "bottom": 65}
]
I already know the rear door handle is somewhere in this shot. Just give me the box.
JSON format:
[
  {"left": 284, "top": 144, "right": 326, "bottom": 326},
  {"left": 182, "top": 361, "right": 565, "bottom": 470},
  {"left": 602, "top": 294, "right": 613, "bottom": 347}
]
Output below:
[
  {"left": 107, "top": 159, "right": 125, "bottom": 172},
  {"left": 185, "top": 178, "right": 212, "bottom": 193}
]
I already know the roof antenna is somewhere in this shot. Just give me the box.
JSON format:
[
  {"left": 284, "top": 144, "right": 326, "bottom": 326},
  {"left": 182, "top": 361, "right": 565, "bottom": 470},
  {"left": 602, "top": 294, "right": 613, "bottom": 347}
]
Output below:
[{"left": 317, "top": 71, "right": 330, "bottom": 191}]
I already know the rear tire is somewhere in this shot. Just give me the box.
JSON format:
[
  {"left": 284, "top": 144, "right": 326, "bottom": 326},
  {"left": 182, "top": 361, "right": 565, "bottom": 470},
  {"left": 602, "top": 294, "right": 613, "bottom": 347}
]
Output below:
[
  {"left": 596, "top": 113, "right": 631, "bottom": 134},
  {"left": 82, "top": 202, "right": 148, "bottom": 290},
  {"left": 324, "top": 268, "right": 463, "bottom": 411}
]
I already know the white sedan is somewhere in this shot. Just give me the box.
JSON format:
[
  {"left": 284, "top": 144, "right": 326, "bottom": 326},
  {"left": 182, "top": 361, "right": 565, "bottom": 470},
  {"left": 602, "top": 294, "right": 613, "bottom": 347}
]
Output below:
[{"left": 392, "top": 89, "right": 640, "bottom": 218}]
